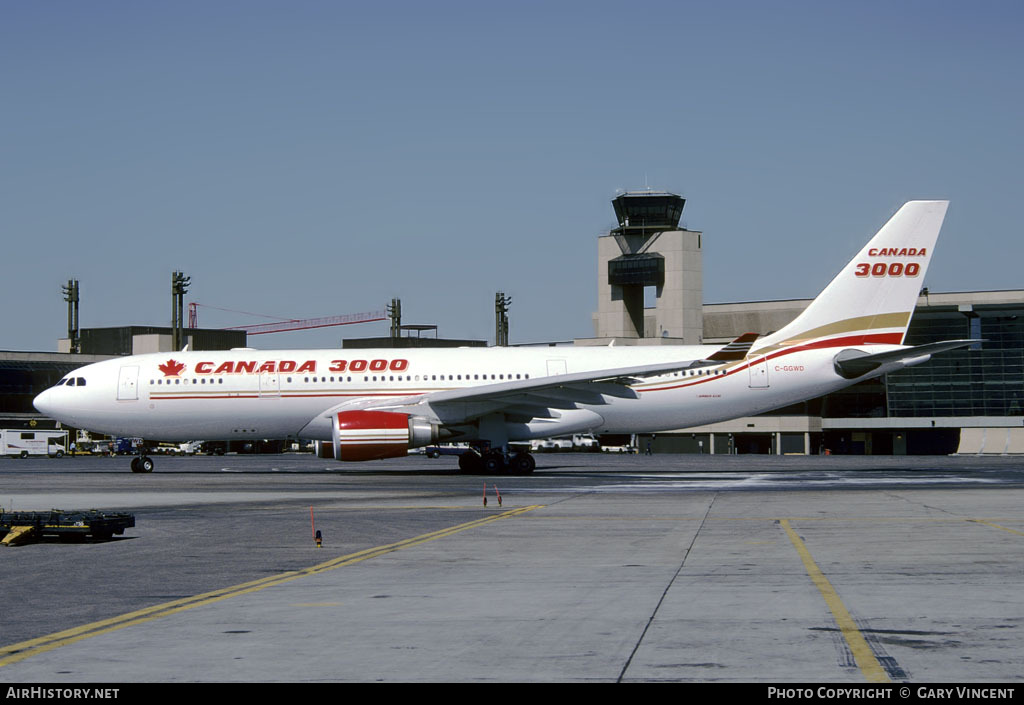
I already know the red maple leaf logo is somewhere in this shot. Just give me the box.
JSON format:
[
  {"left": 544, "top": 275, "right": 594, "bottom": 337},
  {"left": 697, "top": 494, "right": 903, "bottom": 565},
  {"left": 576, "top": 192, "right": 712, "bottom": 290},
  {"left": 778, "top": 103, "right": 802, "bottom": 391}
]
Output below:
[{"left": 159, "top": 359, "right": 186, "bottom": 377}]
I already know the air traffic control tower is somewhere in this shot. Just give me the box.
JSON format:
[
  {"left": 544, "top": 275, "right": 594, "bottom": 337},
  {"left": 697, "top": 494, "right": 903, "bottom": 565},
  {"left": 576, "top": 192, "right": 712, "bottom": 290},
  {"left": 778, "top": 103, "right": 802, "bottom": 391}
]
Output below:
[{"left": 590, "top": 190, "right": 703, "bottom": 345}]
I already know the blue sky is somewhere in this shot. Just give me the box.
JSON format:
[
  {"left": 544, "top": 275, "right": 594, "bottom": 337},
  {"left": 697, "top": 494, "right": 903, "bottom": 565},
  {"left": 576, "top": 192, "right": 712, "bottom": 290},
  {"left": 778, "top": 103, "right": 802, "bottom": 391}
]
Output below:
[{"left": 3, "top": 1, "right": 1022, "bottom": 350}]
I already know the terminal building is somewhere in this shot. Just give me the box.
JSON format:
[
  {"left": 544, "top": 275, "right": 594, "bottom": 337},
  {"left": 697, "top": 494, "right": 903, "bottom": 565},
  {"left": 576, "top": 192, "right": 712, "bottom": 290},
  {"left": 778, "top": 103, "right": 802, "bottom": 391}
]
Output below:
[{"left": 666, "top": 289, "right": 1024, "bottom": 456}]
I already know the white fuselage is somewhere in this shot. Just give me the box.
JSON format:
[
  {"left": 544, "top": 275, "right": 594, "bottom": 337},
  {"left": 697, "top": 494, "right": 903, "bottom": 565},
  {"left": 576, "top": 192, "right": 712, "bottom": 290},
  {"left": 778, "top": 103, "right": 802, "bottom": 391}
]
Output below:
[
  {"left": 33, "top": 200, "right": 952, "bottom": 453},
  {"left": 33, "top": 343, "right": 889, "bottom": 443}
]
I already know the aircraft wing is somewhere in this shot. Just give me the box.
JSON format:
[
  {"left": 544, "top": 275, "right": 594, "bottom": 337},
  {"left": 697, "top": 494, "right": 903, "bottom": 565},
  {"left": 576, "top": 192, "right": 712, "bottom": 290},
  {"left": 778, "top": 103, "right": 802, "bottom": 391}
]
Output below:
[
  {"left": 320, "top": 355, "right": 722, "bottom": 428},
  {"left": 305, "top": 334, "right": 761, "bottom": 431},
  {"left": 705, "top": 332, "right": 758, "bottom": 362},
  {"left": 328, "top": 357, "right": 688, "bottom": 419}
]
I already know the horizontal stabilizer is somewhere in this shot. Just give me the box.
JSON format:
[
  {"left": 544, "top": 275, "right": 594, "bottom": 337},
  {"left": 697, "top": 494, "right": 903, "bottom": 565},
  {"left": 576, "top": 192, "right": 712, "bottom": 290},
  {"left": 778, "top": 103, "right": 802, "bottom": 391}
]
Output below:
[{"left": 833, "top": 340, "right": 980, "bottom": 379}]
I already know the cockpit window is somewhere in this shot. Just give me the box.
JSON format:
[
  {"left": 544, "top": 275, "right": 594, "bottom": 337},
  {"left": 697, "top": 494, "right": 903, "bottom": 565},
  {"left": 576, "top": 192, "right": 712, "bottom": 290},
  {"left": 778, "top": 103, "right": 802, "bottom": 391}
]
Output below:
[
  {"left": 66, "top": 378, "right": 76, "bottom": 387},
  {"left": 56, "top": 378, "right": 67, "bottom": 386},
  {"left": 76, "top": 377, "right": 87, "bottom": 386}
]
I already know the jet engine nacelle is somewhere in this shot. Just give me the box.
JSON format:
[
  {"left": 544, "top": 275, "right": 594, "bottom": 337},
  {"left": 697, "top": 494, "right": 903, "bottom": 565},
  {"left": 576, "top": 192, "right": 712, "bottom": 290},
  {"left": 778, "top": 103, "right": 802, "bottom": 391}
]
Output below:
[{"left": 331, "top": 410, "right": 440, "bottom": 462}]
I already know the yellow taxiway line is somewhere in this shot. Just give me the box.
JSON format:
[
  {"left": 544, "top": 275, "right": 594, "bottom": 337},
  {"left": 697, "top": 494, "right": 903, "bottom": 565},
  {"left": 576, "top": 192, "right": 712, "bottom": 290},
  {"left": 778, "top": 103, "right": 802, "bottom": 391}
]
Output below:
[
  {"left": 780, "top": 518, "right": 890, "bottom": 683},
  {"left": 0, "top": 505, "right": 542, "bottom": 668}
]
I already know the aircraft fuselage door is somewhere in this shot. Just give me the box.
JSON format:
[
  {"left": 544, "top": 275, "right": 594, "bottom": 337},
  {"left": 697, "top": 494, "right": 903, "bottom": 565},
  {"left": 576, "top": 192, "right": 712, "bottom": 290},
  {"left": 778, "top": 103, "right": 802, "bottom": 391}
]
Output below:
[
  {"left": 547, "top": 360, "right": 567, "bottom": 377},
  {"left": 259, "top": 371, "right": 281, "bottom": 397},
  {"left": 748, "top": 356, "right": 769, "bottom": 389},
  {"left": 118, "top": 366, "right": 139, "bottom": 400}
]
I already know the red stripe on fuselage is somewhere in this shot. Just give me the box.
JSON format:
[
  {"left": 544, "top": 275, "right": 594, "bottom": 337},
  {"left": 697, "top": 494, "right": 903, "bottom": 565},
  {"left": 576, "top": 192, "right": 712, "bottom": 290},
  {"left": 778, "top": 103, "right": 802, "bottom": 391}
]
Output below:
[{"left": 638, "top": 333, "right": 903, "bottom": 393}]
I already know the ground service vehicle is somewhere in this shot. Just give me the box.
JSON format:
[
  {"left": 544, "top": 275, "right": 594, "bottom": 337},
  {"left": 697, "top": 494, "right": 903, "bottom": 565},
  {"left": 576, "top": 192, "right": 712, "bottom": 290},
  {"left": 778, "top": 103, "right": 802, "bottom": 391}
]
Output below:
[{"left": 1, "top": 430, "right": 68, "bottom": 458}]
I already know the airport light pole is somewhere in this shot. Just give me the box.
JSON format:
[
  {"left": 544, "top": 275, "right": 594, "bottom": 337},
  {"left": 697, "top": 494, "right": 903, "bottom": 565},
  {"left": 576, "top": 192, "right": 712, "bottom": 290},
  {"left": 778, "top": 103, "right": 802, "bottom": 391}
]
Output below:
[
  {"left": 62, "top": 279, "right": 80, "bottom": 354},
  {"left": 495, "top": 292, "right": 511, "bottom": 347},
  {"left": 171, "top": 271, "right": 191, "bottom": 351},
  {"left": 387, "top": 298, "right": 402, "bottom": 340}
]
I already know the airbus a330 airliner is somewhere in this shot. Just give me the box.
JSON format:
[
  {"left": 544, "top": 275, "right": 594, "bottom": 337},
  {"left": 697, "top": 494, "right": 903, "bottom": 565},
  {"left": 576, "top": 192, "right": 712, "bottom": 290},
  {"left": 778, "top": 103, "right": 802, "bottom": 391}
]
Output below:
[{"left": 35, "top": 201, "right": 973, "bottom": 474}]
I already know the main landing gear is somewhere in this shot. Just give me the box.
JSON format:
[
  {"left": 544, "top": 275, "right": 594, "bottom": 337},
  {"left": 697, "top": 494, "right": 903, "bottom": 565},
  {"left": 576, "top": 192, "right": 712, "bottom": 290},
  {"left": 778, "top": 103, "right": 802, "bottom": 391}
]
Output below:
[
  {"left": 130, "top": 456, "right": 154, "bottom": 473},
  {"left": 458, "top": 448, "right": 535, "bottom": 475}
]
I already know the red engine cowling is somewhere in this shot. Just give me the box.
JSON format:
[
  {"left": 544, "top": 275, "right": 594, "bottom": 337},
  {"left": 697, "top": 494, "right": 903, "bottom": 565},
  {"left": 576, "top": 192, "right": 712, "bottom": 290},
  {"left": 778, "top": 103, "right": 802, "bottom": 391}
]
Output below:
[{"left": 332, "top": 410, "right": 438, "bottom": 462}]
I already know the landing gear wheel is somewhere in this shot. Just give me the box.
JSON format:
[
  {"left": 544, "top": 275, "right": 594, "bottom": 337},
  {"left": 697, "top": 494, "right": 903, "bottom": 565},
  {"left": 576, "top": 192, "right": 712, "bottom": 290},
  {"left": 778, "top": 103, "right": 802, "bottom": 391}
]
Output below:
[
  {"left": 511, "top": 453, "right": 536, "bottom": 475},
  {"left": 458, "top": 451, "right": 482, "bottom": 473},
  {"left": 131, "top": 456, "right": 154, "bottom": 473},
  {"left": 482, "top": 452, "right": 505, "bottom": 474}
]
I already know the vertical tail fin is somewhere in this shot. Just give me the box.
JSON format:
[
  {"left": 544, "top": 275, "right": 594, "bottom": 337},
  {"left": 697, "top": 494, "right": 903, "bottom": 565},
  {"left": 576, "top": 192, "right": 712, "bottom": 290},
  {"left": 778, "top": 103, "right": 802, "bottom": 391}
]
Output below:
[{"left": 752, "top": 201, "right": 949, "bottom": 355}]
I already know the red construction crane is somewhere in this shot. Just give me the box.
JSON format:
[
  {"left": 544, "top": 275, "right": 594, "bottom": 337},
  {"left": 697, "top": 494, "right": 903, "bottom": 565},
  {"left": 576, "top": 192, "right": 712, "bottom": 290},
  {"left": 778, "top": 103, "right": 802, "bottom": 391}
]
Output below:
[{"left": 188, "top": 303, "right": 387, "bottom": 335}]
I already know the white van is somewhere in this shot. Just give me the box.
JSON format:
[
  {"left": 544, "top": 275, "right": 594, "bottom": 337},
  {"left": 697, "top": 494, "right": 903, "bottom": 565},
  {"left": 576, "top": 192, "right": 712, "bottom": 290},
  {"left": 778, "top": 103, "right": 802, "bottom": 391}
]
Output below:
[{"left": 1, "top": 429, "right": 68, "bottom": 458}]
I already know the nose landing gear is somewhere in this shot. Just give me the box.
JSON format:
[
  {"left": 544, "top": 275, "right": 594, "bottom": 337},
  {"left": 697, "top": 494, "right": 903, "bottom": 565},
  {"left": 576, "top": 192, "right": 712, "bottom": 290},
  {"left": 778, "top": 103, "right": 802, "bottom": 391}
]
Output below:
[{"left": 130, "top": 456, "right": 154, "bottom": 473}]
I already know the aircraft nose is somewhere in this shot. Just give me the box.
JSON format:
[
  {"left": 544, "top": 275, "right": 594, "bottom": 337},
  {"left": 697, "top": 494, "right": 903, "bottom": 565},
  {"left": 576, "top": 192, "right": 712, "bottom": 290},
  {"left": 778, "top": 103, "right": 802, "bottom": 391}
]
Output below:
[{"left": 33, "top": 388, "right": 55, "bottom": 416}]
